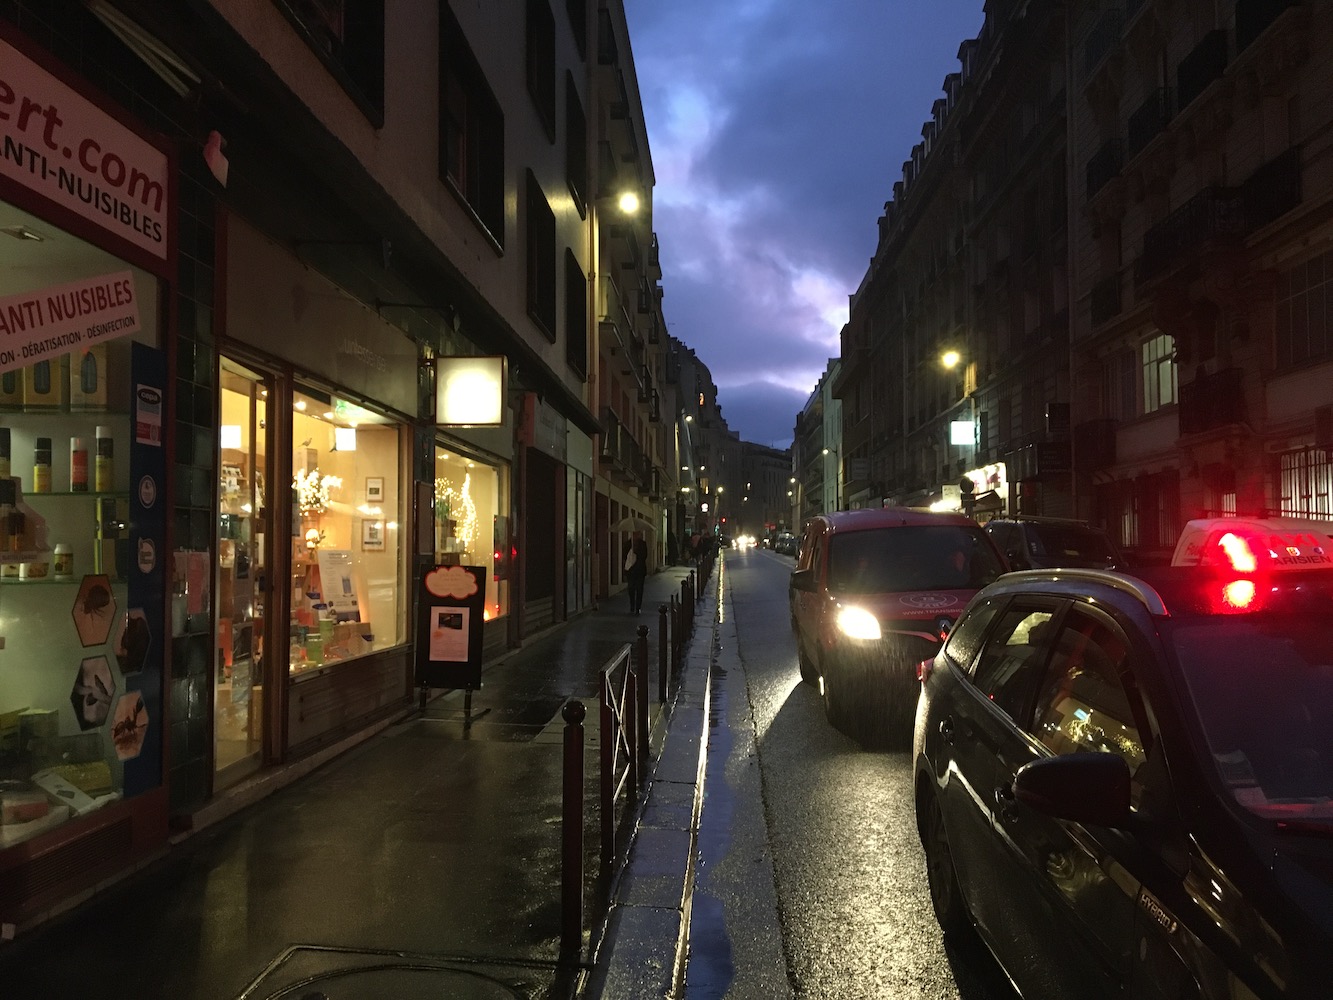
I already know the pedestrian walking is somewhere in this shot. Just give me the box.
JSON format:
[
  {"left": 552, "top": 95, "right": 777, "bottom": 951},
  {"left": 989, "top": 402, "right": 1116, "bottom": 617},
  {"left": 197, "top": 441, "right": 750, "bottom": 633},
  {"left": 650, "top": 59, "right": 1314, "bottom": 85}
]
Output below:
[{"left": 625, "top": 534, "right": 648, "bottom": 614}]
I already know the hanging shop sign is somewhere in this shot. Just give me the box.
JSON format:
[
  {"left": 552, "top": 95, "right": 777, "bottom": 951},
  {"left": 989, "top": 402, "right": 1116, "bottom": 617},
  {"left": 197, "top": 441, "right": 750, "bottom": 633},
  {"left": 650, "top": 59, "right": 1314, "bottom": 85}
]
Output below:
[
  {"left": 414, "top": 563, "right": 487, "bottom": 690},
  {"left": 435, "top": 355, "right": 506, "bottom": 427},
  {"left": 0, "top": 270, "right": 140, "bottom": 374},
  {"left": 0, "top": 37, "right": 170, "bottom": 261}
]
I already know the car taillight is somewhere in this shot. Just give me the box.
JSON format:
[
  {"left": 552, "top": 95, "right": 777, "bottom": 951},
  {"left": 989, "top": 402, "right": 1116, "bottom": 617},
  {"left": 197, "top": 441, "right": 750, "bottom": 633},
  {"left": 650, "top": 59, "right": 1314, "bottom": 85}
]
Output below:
[{"left": 1211, "top": 577, "right": 1265, "bottom": 614}]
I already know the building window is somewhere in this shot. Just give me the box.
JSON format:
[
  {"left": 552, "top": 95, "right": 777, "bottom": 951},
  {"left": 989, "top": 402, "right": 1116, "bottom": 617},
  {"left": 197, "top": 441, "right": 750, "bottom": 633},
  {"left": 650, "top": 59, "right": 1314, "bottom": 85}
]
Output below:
[
  {"left": 1276, "top": 249, "right": 1331, "bottom": 369},
  {"left": 566, "top": 72, "right": 588, "bottom": 215},
  {"left": 1140, "top": 333, "right": 1177, "bottom": 414},
  {"left": 565, "top": 248, "right": 588, "bottom": 378},
  {"left": 1279, "top": 447, "right": 1333, "bottom": 517},
  {"left": 440, "top": 3, "right": 505, "bottom": 246},
  {"left": 566, "top": 0, "right": 587, "bottom": 60},
  {"left": 277, "top": 0, "right": 385, "bottom": 121},
  {"left": 434, "top": 445, "right": 510, "bottom": 621},
  {"left": 526, "top": 171, "right": 557, "bottom": 340},
  {"left": 290, "top": 388, "right": 404, "bottom": 674},
  {"left": 527, "top": 0, "right": 557, "bottom": 142}
]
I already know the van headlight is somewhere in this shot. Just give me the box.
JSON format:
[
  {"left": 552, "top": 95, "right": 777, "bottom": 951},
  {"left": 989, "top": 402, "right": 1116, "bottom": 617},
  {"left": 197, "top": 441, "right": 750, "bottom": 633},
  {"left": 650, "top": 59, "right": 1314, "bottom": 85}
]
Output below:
[{"left": 835, "top": 605, "right": 882, "bottom": 641}]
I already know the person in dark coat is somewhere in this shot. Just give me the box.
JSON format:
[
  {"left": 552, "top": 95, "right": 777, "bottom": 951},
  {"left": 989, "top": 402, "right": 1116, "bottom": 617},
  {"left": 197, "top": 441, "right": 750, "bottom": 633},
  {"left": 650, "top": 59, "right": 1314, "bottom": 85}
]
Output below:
[{"left": 625, "top": 534, "right": 649, "bottom": 614}]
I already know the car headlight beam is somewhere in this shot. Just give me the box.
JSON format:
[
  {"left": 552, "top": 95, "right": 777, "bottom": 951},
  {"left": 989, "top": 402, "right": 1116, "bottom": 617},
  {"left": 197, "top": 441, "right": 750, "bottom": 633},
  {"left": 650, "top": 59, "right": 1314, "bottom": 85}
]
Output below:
[{"left": 835, "top": 605, "right": 882, "bottom": 641}]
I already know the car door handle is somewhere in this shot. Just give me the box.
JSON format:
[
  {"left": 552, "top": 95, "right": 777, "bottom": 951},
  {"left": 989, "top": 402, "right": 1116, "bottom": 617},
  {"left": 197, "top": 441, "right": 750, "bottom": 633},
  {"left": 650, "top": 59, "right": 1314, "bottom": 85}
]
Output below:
[
  {"left": 938, "top": 717, "right": 955, "bottom": 744},
  {"left": 994, "top": 783, "right": 1019, "bottom": 824}
]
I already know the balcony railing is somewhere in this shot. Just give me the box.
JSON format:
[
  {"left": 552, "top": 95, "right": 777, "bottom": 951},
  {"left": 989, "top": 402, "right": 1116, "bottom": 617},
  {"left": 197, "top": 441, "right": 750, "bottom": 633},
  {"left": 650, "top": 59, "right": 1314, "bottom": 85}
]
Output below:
[
  {"left": 1176, "top": 29, "right": 1228, "bottom": 112},
  {"left": 1090, "top": 272, "right": 1122, "bottom": 326},
  {"left": 1236, "top": 0, "right": 1298, "bottom": 53},
  {"left": 600, "top": 408, "right": 650, "bottom": 487},
  {"left": 1127, "top": 88, "right": 1172, "bottom": 159},
  {"left": 1135, "top": 186, "right": 1246, "bottom": 285},
  {"left": 1179, "top": 367, "right": 1246, "bottom": 435},
  {"left": 1086, "top": 139, "right": 1123, "bottom": 200}
]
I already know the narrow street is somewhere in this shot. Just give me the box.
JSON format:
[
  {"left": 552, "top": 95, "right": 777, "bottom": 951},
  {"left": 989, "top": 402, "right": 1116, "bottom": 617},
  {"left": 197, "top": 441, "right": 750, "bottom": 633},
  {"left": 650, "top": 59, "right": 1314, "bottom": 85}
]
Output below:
[{"left": 683, "top": 548, "right": 1018, "bottom": 999}]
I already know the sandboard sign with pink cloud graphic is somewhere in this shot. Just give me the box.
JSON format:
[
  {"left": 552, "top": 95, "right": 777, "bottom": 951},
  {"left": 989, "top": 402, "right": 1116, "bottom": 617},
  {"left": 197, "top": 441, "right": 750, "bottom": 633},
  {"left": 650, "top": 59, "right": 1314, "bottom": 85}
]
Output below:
[{"left": 415, "top": 564, "right": 488, "bottom": 690}]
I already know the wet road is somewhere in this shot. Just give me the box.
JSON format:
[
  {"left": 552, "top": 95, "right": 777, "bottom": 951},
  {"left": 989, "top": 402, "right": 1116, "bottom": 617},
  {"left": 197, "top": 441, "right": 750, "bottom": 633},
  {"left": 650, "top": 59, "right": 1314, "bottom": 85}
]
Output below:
[{"left": 683, "top": 547, "right": 1019, "bottom": 999}]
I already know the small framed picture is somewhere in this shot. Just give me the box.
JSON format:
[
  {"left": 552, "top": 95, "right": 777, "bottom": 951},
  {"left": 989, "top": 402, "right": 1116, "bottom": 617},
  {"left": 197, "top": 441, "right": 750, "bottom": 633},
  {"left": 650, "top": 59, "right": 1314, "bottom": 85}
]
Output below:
[
  {"left": 361, "top": 519, "right": 386, "bottom": 551},
  {"left": 365, "top": 477, "right": 385, "bottom": 502}
]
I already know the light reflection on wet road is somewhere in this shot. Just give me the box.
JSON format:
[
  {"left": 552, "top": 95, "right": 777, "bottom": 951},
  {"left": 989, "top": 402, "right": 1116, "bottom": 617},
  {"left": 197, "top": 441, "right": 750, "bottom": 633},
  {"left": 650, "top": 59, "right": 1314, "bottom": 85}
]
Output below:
[{"left": 684, "top": 548, "right": 1018, "bottom": 999}]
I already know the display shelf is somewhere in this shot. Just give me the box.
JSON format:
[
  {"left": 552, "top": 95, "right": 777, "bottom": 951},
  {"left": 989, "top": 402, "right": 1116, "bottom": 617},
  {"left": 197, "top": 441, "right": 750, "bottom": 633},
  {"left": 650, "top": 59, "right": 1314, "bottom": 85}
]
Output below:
[
  {"left": 18, "top": 491, "right": 130, "bottom": 499},
  {"left": 0, "top": 575, "right": 123, "bottom": 585}
]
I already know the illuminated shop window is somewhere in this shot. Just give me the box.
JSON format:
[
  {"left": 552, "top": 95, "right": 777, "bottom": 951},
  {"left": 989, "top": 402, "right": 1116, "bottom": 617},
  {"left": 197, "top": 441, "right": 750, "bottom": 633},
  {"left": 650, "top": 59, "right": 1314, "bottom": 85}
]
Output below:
[
  {"left": 435, "top": 445, "right": 509, "bottom": 621},
  {"left": 290, "top": 389, "right": 403, "bottom": 673}
]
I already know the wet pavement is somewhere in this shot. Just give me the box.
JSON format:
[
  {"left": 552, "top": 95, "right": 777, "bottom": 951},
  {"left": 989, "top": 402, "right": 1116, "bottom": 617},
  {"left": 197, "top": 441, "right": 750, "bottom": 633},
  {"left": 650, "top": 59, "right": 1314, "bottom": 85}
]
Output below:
[{"left": 0, "top": 564, "right": 719, "bottom": 1000}]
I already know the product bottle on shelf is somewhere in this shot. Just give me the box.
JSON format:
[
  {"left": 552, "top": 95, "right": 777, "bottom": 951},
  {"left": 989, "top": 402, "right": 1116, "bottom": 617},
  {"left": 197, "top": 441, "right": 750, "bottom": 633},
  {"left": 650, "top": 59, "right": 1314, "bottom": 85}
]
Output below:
[{"left": 32, "top": 437, "right": 51, "bottom": 493}]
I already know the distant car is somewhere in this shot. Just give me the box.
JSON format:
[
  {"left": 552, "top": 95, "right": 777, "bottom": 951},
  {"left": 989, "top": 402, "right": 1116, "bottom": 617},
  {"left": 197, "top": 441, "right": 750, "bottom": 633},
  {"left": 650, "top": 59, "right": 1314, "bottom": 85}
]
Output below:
[
  {"left": 913, "top": 516, "right": 1333, "bottom": 999},
  {"left": 789, "top": 508, "right": 1006, "bottom": 746},
  {"left": 984, "top": 516, "right": 1124, "bottom": 570},
  {"left": 773, "top": 532, "right": 798, "bottom": 556}
]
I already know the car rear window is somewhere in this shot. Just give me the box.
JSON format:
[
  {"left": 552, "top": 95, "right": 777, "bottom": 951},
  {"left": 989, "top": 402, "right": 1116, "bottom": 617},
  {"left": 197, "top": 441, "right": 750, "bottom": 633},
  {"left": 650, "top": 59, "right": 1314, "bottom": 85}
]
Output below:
[
  {"left": 1030, "top": 524, "right": 1117, "bottom": 562},
  {"left": 826, "top": 525, "right": 1005, "bottom": 595},
  {"left": 1168, "top": 609, "right": 1333, "bottom": 819}
]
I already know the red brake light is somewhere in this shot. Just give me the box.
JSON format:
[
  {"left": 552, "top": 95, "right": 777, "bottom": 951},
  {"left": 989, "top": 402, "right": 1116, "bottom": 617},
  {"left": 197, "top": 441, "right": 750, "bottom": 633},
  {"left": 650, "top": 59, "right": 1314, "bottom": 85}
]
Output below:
[
  {"left": 1221, "top": 579, "right": 1256, "bottom": 610},
  {"left": 1218, "top": 532, "right": 1258, "bottom": 573}
]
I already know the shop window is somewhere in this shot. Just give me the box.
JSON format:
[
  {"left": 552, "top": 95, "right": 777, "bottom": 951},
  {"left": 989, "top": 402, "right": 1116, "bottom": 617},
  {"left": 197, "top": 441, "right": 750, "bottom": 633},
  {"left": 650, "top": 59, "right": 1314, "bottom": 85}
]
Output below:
[
  {"left": 0, "top": 208, "right": 162, "bottom": 847},
  {"left": 526, "top": 0, "right": 557, "bottom": 142},
  {"left": 290, "top": 389, "right": 403, "bottom": 673},
  {"left": 526, "top": 171, "right": 557, "bottom": 341},
  {"left": 439, "top": 3, "right": 506, "bottom": 246},
  {"left": 435, "top": 445, "right": 509, "bottom": 621},
  {"left": 277, "top": 0, "right": 385, "bottom": 122}
]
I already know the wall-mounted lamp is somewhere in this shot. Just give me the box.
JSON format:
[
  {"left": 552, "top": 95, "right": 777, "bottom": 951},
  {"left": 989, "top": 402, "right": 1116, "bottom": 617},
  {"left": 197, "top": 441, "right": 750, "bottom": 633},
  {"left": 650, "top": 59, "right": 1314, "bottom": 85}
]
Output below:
[
  {"left": 220, "top": 425, "right": 242, "bottom": 449},
  {"left": 434, "top": 355, "right": 507, "bottom": 426},
  {"left": 617, "top": 191, "right": 640, "bottom": 215},
  {"left": 334, "top": 427, "right": 357, "bottom": 451}
]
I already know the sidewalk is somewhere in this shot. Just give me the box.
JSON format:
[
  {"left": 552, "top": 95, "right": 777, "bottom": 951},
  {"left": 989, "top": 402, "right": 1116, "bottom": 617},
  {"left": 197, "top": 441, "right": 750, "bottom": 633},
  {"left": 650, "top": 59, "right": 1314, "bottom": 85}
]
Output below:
[{"left": 0, "top": 562, "right": 720, "bottom": 1000}]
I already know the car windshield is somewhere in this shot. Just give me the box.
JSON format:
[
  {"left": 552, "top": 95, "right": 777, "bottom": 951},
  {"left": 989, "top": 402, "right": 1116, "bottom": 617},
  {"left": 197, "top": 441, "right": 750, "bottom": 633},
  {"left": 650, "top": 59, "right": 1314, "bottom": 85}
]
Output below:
[
  {"left": 1168, "top": 608, "right": 1333, "bottom": 822},
  {"left": 1030, "top": 524, "right": 1116, "bottom": 562},
  {"left": 826, "top": 525, "right": 1005, "bottom": 595}
]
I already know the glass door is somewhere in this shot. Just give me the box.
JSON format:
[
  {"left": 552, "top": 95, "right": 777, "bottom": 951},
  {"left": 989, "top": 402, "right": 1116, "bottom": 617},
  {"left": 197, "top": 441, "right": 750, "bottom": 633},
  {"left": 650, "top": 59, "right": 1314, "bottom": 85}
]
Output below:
[{"left": 215, "top": 360, "right": 271, "bottom": 787}]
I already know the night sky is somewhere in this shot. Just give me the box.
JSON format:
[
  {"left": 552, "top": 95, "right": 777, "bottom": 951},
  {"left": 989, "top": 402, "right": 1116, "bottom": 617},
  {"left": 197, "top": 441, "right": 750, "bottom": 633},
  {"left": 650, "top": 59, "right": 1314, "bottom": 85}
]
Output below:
[{"left": 625, "top": 1, "right": 986, "bottom": 449}]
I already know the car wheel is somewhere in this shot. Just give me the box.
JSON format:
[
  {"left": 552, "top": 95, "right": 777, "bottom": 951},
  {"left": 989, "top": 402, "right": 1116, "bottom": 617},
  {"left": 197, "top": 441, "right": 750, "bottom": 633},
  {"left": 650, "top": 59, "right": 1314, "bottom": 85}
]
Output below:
[{"left": 922, "top": 792, "right": 968, "bottom": 937}]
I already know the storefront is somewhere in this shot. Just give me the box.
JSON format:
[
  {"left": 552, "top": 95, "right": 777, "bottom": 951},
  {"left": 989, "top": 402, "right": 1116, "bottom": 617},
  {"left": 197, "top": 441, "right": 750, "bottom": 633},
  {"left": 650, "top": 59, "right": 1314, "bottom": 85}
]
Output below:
[{"left": 0, "top": 27, "right": 173, "bottom": 920}]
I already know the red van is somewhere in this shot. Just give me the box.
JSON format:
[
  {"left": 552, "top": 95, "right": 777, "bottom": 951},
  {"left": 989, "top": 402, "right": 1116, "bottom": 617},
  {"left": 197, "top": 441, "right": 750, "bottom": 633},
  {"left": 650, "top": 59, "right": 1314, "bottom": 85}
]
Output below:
[{"left": 789, "top": 508, "right": 1006, "bottom": 746}]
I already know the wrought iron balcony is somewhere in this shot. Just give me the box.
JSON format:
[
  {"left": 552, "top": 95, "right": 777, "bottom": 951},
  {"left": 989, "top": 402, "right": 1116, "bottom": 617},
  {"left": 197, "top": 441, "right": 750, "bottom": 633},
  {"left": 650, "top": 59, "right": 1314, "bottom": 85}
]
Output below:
[
  {"left": 1179, "top": 367, "right": 1246, "bottom": 435},
  {"left": 600, "top": 408, "right": 650, "bottom": 486},
  {"left": 1135, "top": 186, "right": 1246, "bottom": 286}
]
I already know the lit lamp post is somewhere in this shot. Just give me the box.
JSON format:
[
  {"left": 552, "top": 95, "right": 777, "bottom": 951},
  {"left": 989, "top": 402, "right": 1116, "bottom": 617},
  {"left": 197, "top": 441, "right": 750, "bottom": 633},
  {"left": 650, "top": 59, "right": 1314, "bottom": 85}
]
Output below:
[{"left": 822, "top": 447, "right": 839, "bottom": 512}]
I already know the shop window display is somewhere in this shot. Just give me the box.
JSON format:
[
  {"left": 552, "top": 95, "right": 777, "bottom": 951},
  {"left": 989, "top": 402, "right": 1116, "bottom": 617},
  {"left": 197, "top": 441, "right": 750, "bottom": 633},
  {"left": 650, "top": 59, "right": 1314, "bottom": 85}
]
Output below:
[
  {"left": 435, "top": 446, "right": 508, "bottom": 620},
  {"left": 290, "top": 390, "right": 403, "bottom": 672},
  {"left": 0, "top": 206, "right": 161, "bottom": 848}
]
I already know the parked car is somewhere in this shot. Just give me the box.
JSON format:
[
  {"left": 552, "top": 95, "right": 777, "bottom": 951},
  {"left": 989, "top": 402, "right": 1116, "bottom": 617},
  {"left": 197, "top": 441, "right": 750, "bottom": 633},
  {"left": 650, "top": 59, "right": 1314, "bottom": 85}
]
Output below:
[
  {"left": 913, "top": 516, "right": 1333, "bottom": 999},
  {"left": 984, "top": 515, "right": 1124, "bottom": 570},
  {"left": 773, "top": 531, "right": 798, "bottom": 556},
  {"left": 789, "top": 508, "right": 1006, "bottom": 746}
]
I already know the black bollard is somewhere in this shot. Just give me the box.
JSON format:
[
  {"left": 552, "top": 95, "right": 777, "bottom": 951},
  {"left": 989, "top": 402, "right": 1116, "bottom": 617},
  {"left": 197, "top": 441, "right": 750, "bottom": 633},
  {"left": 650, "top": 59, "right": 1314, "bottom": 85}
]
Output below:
[
  {"left": 635, "top": 624, "right": 650, "bottom": 771},
  {"left": 560, "top": 700, "right": 586, "bottom": 958},
  {"left": 658, "top": 604, "right": 669, "bottom": 703}
]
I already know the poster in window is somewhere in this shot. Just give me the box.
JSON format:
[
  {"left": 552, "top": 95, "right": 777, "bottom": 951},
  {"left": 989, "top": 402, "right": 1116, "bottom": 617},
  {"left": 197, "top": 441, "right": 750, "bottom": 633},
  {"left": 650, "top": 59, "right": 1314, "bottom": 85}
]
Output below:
[
  {"left": 428, "top": 607, "right": 469, "bottom": 661},
  {"left": 315, "top": 549, "right": 361, "bottom": 621},
  {"left": 365, "top": 477, "right": 385, "bottom": 503},
  {"left": 361, "top": 518, "right": 385, "bottom": 551}
]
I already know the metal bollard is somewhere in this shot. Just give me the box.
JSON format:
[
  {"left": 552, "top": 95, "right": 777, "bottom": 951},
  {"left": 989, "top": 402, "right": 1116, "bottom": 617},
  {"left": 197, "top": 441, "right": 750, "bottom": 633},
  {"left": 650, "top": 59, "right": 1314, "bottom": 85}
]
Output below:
[
  {"left": 561, "top": 700, "right": 585, "bottom": 957},
  {"left": 636, "top": 624, "right": 650, "bottom": 771},
  {"left": 658, "top": 604, "right": 669, "bottom": 703},
  {"left": 669, "top": 595, "right": 680, "bottom": 674},
  {"left": 598, "top": 675, "right": 613, "bottom": 867}
]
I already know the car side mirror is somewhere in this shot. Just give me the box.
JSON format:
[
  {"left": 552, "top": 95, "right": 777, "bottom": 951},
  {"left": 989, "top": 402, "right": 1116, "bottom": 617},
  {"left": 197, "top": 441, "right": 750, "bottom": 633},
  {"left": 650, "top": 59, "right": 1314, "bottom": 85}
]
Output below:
[
  {"left": 1013, "top": 753, "right": 1131, "bottom": 828},
  {"left": 790, "top": 567, "right": 815, "bottom": 593}
]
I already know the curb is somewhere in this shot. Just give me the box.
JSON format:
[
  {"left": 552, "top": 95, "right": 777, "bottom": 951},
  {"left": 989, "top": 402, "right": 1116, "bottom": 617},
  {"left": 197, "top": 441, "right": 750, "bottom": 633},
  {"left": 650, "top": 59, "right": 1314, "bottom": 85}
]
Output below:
[{"left": 580, "top": 561, "right": 723, "bottom": 998}]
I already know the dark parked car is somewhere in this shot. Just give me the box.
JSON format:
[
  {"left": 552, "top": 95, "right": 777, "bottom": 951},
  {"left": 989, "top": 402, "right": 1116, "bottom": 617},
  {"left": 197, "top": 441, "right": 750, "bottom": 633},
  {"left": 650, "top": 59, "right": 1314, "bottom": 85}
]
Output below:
[
  {"left": 913, "top": 516, "right": 1333, "bottom": 999},
  {"left": 790, "top": 508, "right": 1006, "bottom": 745},
  {"left": 984, "top": 516, "right": 1124, "bottom": 570}
]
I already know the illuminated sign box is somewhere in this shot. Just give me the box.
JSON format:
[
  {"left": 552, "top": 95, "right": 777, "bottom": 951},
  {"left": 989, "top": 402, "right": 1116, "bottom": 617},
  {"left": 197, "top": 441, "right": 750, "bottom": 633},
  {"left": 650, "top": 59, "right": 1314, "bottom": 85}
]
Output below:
[{"left": 434, "top": 356, "right": 506, "bottom": 427}]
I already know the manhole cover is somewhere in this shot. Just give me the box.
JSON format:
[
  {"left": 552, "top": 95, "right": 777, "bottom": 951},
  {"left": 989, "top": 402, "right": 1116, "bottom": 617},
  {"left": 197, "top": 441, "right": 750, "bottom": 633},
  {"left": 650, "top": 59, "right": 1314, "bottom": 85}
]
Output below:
[{"left": 239, "top": 946, "right": 561, "bottom": 1000}]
